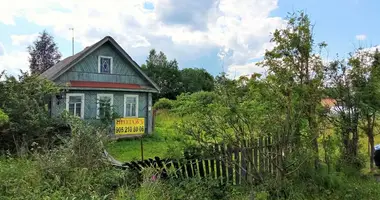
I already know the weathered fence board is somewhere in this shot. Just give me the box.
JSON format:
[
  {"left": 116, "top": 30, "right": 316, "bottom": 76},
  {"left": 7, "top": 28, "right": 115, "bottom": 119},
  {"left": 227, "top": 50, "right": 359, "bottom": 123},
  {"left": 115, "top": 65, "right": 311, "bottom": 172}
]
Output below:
[{"left": 120, "top": 136, "right": 275, "bottom": 185}]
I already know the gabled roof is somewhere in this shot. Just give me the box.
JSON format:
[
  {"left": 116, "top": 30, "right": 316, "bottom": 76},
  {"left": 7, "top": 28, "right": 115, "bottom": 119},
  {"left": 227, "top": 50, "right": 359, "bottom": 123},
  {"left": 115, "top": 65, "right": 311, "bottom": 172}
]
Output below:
[{"left": 41, "top": 36, "right": 160, "bottom": 92}]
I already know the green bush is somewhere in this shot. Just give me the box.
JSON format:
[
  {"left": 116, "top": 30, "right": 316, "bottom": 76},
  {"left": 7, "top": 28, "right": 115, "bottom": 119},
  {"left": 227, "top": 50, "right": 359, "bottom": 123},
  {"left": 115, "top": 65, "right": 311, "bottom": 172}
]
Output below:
[
  {"left": 172, "top": 91, "right": 217, "bottom": 115},
  {"left": 114, "top": 167, "right": 239, "bottom": 200},
  {"left": 153, "top": 98, "right": 173, "bottom": 110},
  {"left": 0, "top": 72, "right": 61, "bottom": 153},
  {"left": 0, "top": 108, "right": 9, "bottom": 126},
  {"left": 0, "top": 116, "right": 132, "bottom": 199}
]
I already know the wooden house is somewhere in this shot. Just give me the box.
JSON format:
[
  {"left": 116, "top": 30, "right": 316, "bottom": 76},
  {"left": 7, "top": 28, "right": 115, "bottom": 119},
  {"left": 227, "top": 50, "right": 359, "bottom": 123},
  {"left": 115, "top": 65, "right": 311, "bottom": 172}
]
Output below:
[{"left": 41, "top": 36, "right": 159, "bottom": 134}]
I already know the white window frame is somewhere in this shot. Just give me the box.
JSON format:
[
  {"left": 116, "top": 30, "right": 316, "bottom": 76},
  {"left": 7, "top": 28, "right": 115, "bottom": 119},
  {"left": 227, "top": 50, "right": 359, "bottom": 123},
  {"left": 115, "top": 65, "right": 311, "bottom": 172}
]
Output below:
[
  {"left": 124, "top": 94, "right": 139, "bottom": 118},
  {"left": 98, "top": 56, "right": 113, "bottom": 74},
  {"left": 96, "top": 94, "right": 114, "bottom": 119},
  {"left": 66, "top": 93, "right": 85, "bottom": 119}
]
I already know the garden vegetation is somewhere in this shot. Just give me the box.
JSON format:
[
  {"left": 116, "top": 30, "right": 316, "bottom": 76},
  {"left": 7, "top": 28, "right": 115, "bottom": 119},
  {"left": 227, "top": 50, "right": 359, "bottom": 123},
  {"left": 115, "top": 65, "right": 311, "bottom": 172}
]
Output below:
[{"left": 2, "top": 11, "right": 380, "bottom": 199}]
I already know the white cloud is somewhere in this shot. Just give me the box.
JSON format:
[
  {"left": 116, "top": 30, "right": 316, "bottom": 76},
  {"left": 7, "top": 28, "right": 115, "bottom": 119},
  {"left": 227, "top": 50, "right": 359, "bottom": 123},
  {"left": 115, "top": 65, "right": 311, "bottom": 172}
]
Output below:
[
  {"left": 0, "top": 51, "right": 29, "bottom": 75},
  {"left": 356, "top": 34, "right": 366, "bottom": 41},
  {"left": 227, "top": 62, "right": 268, "bottom": 79},
  {"left": 0, "top": 42, "right": 5, "bottom": 56},
  {"left": 0, "top": 0, "right": 285, "bottom": 76},
  {"left": 11, "top": 34, "right": 39, "bottom": 46}
]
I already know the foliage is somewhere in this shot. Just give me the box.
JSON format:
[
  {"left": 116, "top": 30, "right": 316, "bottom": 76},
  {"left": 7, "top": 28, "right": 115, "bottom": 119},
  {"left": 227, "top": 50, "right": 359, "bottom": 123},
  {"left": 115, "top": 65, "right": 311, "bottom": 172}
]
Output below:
[
  {"left": 141, "top": 49, "right": 182, "bottom": 101},
  {"left": 0, "top": 108, "right": 9, "bottom": 127},
  {"left": 324, "top": 49, "right": 380, "bottom": 170},
  {"left": 141, "top": 49, "right": 215, "bottom": 102},
  {"left": 115, "top": 168, "right": 239, "bottom": 200},
  {"left": 27, "top": 30, "right": 62, "bottom": 75},
  {"left": 181, "top": 67, "right": 214, "bottom": 93},
  {"left": 0, "top": 72, "right": 61, "bottom": 153},
  {"left": 172, "top": 91, "right": 217, "bottom": 116},
  {"left": 0, "top": 116, "right": 128, "bottom": 200},
  {"left": 97, "top": 98, "right": 121, "bottom": 130},
  {"left": 106, "top": 111, "right": 183, "bottom": 161},
  {"left": 153, "top": 98, "right": 173, "bottom": 110},
  {"left": 353, "top": 49, "right": 380, "bottom": 169},
  {"left": 259, "top": 10, "right": 326, "bottom": 170}
]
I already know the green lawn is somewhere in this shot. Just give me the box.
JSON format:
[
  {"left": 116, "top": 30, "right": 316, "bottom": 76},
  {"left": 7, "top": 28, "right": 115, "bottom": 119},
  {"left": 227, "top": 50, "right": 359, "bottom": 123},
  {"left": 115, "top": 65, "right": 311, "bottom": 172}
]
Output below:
[{"left": 106, "top": 111, "right": 184, "bottom": 162}]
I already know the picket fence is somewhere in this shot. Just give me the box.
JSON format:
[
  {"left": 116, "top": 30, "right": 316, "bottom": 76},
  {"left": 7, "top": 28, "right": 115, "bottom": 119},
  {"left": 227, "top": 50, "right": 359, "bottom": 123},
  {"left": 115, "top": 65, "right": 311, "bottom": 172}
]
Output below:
[{"left": 117, "top": 137, "right": 280, "bottom": 185}]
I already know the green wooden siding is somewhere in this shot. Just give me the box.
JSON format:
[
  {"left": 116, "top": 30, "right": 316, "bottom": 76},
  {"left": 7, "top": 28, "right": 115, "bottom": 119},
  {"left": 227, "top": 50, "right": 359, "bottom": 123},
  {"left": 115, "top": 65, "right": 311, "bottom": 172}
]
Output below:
[
  {"left": 51, "top": 91, "right": 148, "bottom": 120},
  {"left": 49, "top": 41, "right": 156, "bottom": 133},
  {"left": 55, "top": 42, "right": 152, "bottom": 87}
]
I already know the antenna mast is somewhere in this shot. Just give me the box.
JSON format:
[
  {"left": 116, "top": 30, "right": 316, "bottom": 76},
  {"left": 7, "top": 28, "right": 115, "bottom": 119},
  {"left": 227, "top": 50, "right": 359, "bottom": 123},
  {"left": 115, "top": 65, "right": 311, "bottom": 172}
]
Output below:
[{"left": 69, "top": 28, "right": 74, "bottom": 56}]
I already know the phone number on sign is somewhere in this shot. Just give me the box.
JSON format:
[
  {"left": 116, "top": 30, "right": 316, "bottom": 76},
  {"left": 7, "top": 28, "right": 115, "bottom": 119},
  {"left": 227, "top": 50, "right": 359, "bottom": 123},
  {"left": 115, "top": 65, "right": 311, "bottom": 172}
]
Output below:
[{"left": 115, "top": 126, "right": 144, "bottom": 134}]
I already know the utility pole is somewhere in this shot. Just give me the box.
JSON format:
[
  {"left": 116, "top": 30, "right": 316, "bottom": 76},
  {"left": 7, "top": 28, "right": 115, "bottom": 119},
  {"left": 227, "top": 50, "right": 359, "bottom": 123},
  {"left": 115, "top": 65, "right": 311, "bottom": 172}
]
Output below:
[{"left": 69, "top": 28, "right": 74, "bottom": 56}]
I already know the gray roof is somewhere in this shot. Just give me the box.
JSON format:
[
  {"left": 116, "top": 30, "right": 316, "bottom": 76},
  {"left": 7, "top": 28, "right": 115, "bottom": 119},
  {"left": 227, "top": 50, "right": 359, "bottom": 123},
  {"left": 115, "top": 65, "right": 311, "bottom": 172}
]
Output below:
[{"left": 40, "top": 36, "right": 160, "bottom": 92}]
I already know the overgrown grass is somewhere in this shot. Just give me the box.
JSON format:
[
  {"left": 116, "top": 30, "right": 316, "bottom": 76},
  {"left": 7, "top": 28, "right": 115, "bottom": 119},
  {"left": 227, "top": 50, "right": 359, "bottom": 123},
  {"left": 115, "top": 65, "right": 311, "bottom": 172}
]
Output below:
[
  {"left": 3, "top": 112, "right": 380, "bottom": 199},
  {"left": 106, "top": 111, "right": 185, "bottom": 162}
]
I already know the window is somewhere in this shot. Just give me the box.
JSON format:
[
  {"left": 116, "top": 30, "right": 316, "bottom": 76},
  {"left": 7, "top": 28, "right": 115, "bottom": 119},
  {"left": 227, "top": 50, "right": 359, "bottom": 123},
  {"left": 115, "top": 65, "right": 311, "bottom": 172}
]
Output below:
[
  {"left": 124, "top": 94, "right": 138, "bottom": 117},
  {"left": 66, "top": 93, "right": 84, "bottom": 119},
  {"left": 97, "top": 94, "right": 114, "bottom": 119},
  {"left": 98, "top": 56, "right": 113, "bottom": 74}
]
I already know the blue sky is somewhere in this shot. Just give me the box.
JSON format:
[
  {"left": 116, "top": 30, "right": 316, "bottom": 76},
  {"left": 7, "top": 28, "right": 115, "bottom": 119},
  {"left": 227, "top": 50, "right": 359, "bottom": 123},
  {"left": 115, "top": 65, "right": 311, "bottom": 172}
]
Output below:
[{"left": 0, "top": 0, "right": 379, "bottom": 77}]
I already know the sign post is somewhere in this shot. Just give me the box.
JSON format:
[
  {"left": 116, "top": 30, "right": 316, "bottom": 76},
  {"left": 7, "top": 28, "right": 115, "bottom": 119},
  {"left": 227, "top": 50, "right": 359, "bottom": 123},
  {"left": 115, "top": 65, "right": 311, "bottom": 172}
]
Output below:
[
  {"left": 114, "top": 117, "right": 145, "bottom": 161},
  {"left": 141, "top": 136, "right": 144, "bottom": 161}
]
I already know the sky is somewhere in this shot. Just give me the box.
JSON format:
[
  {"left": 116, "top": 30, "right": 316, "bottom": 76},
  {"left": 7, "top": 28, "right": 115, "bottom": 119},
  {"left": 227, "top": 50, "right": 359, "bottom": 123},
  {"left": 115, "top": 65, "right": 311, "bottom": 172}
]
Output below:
[{"left": 0, "top": 0, "right": 379, "bottom": 78}]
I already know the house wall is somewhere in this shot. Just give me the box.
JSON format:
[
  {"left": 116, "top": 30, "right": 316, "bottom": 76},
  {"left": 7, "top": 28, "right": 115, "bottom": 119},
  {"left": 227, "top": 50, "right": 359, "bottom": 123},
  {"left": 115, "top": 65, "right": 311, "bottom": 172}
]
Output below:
[
  {"left": 51, "top": 90, "right": 153, "bottom": 133},
  {"left": 55, "top": 42, "right": 152, "bottom": 88},
  {"left": 50, "top": 41, "right": 156, "bottom": 134}
]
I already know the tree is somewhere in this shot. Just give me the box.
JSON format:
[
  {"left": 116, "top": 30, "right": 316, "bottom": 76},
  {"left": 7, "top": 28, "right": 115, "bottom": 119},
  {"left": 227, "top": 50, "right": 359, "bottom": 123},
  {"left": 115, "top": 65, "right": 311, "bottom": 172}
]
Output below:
[
  {"left": 350, "top": 49, "right": 380, "bottom": 170},
  {"left": 325, "top": 59, "right": 362, "bottom": 168},
  {"left": 258, "top": 11, "right": 326, "bottom": 169},
  {"left": 181, "top": 68, "right": 214, "bottom": 93},
  {"left": 27, "top": 30, "right": 62, "bottom": 75},
  {"left": 364, "top": 49, "right": 380, "bottom": 170},
  {"left": 141, "top": 49, "right": 182, "bottom": 102}
]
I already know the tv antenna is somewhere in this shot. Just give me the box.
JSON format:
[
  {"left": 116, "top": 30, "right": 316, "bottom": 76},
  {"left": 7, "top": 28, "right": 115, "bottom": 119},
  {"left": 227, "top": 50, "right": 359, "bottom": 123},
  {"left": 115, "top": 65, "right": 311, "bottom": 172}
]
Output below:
[{"left": 69, "top": 28, "right": 74, "bottom": 56}]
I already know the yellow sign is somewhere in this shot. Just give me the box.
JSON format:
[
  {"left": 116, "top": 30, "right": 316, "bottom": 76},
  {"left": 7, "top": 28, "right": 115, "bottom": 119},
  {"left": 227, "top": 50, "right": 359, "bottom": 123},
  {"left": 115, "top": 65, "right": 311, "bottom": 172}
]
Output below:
[{"left": 115, "top": 118, "right": 145, "bottom": 135}]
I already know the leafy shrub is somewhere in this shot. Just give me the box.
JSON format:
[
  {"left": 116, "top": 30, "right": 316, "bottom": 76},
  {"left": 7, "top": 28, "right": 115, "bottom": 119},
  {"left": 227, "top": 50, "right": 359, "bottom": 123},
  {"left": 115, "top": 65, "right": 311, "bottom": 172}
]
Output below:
[
  {"left": 153, "top": 98, "right": 173, "bottom": 110},
  {"left": 172, "top": 91, "right": 217, "bottom": 115},
  {"left": 0, "top": 115, "right": 132, "bottom": 199},
  {"left": 0, "top": 108, "right": 9, "bottom": 126},
  {"left": 0, "top": 72, "right": 61, "bottom": 153},
  {"left": 115, "top": 167, "right": 237, "bottom": 200}
]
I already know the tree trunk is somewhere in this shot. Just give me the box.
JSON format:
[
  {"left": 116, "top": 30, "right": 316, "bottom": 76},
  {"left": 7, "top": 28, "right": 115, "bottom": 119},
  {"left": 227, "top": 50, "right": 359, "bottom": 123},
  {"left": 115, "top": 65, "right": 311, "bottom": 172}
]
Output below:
[
  {"left": 308, "top": 112, "right": 319, "bottom": 169},
  {"left": 369, "top": 134, "right": 375, "bottom": 170},
  {"left": 367, "top": 114, "right": 376, "bottom": 171}
]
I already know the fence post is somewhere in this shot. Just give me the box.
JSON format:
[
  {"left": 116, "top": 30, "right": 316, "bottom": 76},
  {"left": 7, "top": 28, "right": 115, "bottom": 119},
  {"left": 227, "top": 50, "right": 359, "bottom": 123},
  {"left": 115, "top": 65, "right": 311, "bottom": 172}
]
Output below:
[
  {"left": 227, "top": 145, "right": 233, "bottom": 184},
  {"left": 221, "top": 144, "right": 227, "bottom": 183},
  {"left": 234, "top": 146, "right": 240, "bottom": 185},
  {"left": 241, "top": 145, "right": 247, "bottom": 183},
  {"left": 215, "top": 144, "right": 221, "bottom": 180}
]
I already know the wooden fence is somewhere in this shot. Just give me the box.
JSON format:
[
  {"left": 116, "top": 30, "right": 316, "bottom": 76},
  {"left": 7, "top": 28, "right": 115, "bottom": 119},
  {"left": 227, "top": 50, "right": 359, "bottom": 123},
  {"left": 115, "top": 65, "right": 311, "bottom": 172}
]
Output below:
[{"left": 118, "top": 137, "right": 279, "bottom": 185}]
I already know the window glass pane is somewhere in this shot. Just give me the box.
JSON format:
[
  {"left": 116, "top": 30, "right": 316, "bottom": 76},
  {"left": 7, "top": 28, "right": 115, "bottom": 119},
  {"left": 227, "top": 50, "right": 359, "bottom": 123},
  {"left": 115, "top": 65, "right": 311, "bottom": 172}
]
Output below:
[
  {"left": 100, "top": 57, "right": 111, "bottom": 73},
  {"left": 69, "top": 96, "right": 82, "bottom": 103},
  {"left": 125, "top": 97, "right": 136, "bottom": 104},
  {"left": 125, "top": 96, "right": 137, "bottom": 117},
  {"left": 68, "top": 95, "right": 83, "bottom": 118},
  {"left": 99, "top": 106, "right": 104, "bottom": 117},
  {"left": 98, "top": 96, "right": 111, "bottom": 118},
  {"left": 131, "top": 104, "right": 136, "bottom": 116},
  {"left": 75, "top": 103, "right": 81, "bottom": 117},
  {"left": 69, "top": 103, "right": 75, "bottom": 115},
  {"left": 125, "top": 104, "right": 131, "bottom": 116}
]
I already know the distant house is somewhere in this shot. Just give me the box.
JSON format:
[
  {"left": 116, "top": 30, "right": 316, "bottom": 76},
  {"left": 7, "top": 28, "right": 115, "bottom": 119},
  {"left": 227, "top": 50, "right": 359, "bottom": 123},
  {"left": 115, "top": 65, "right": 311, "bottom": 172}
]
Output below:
[
  {"left": 321, "top": 98, "right": 337, "bottom": 109},
  {"left": 41, "top": 36, "right": 160, "bottom": 134},
  {"left": 321, "top": 98, "right": 344, "bottom": 115}
]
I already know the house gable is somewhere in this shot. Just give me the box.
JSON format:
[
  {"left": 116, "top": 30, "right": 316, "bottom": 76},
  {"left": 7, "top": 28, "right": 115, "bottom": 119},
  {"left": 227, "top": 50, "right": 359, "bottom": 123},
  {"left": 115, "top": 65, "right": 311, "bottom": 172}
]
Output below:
[
  {"left": 55, "top": 42, "right": 151, "bottom": 87},
  {"left": 42, "top": 36, "right": 159, "bottom": 92}
]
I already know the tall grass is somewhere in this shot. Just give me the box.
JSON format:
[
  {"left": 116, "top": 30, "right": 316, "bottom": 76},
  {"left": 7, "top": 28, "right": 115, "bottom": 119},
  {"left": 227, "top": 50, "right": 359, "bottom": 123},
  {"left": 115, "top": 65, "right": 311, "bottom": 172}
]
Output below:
[{"left": 106, "top": 111, "right": 185, "bottom": 161}]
